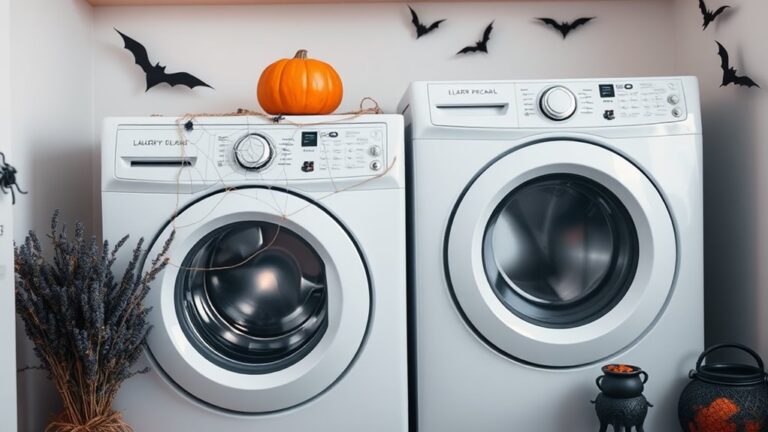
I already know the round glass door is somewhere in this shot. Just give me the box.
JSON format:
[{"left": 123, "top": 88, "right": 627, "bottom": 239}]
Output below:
[
  {"left": 178, "top": 221, "right": 329, "bottom": 374},
  {"left": 483, "top": 174, "right": 639, "bottom": 328},
  {"left": 143, "top": 187, "right": 370, "bottom": 413},
  {"left": 446, "top": 141, "right": 676, "bottom": 367}
]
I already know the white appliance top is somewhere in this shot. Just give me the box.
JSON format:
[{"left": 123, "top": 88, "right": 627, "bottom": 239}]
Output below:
[
  {"left": 101, "top": 114, "right": 403, "bottom": 193},
  {"left": 402, "top": 76, "right": 702, "bottom": 138}
]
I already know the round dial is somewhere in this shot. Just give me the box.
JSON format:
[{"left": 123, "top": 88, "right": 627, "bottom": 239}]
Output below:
[
  {"left": 234, "top": 133, "right": 274, "bottom": 171},
  {"left": 539, "top": 86, "right": 577, "bottom": 121}
]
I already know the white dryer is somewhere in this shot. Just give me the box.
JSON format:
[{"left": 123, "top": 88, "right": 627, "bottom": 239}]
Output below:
[
  {"left": 401, "top": 78, "right": 703, "bottom": 431},
  {"left": 101, "top": 115, "right": 407, "bottom": 431}
]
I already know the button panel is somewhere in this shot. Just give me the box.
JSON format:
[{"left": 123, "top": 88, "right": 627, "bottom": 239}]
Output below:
[
  {"left": 516, "top": 79, "right": 687, "bottom": 128},
  {"left": 215, "top": 125, "right": 387, "bottom": 179},
  {"left": 115, "top": 123, "right": 388, "bottom": 182}
]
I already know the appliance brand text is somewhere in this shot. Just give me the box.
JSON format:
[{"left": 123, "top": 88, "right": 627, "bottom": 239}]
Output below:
[{"left": 448, "top": 88, "right": 498, "bottom": 96}]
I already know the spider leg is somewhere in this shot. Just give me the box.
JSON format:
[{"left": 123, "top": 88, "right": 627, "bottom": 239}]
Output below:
[
  {"left": 0, "top": 184, "right": 7, "bottom": 194},
  {"left": 0, "top": 152, "right": 6, "bottom": 166},
  {"left": 13, "top": 183, "right": 28, "bottom": 195},
  {"left": 9, "top": 187, "right": 16, "bottom": 205}
]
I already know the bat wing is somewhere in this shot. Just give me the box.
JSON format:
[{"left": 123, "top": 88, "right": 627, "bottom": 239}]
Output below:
[
  {"left": 115, "top": 29, "right": 153, "bottom": 74},
  {"left": 409, "top": 6, "right": 424, "bottom": 33},
  {"left": 537, "top": 17, "right": 562, "bottom": 32},
  {"left": 712, "top": 5, "right": 731, "bottom": 19},
  {"left": 162, "top": 72, "right": 213, "bottom": 89},
  {"left": 699, "top": 0, "right": 709, "bottom": 17},
  {"left": 482, "top": 21, "right": 494, "bottom": 44},
  {"left": 457, "top": 45, "right": 479, "bottom": 55},
  {"left": 716, "top": 41, "right": 730, "bottom": 75},
  {"left": 571, "top": 17, "right": 595, "bottom": 30},
  {"left": 426, "top": 19, "right": 446, "bottom": 33},
  {"left": 734, "top": 75, "right": 760, "bottom": 88}
]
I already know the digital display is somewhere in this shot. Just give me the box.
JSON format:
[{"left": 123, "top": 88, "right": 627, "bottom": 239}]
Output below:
[
  {"left": 301, "top": 131, "right": 318, "bottom": 147},
  {"left": 599, "top": 84, "right": 616, "bottom": 98}
]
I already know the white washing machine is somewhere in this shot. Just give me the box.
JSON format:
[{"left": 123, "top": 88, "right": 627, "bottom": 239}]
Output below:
[
  {"left": 101, "top": 115, "right": 407, "bottom": 431},
  {"left": 400, "top": 77, "right": 703, "bottom": 431}
]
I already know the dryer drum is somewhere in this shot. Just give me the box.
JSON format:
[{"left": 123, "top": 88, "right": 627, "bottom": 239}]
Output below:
[
  {"left": 176, "top": 221, "right": 329, "bottom": 374},
  {"left": 482, "top": 173, "right": 640, "bottom": 328}
]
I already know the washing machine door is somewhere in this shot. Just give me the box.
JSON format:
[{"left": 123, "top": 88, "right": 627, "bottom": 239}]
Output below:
[
  {"left": 142, "top": 187, "right": 369, "bottom": 413},
  {"left": 446, "top": 140, "right": 676, "bottom": 368}
]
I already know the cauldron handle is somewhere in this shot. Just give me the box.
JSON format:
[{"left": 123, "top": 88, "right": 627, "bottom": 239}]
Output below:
[
  {"left": 695, "top": 344, "right": 765, "bottom": 375},
  {"left": 639, "top": 370, "right": 649, "bottom": 384},
  {"left": 595, "top": 375, "right": 604, "bottom": 391}
]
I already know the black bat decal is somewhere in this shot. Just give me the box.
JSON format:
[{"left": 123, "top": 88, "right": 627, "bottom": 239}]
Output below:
[
  {"left": 409, "top": 6, "right": 445, "bottom": 39},
  {"left": 537, "top": 17, "right": 595, "bottom": 39},
  {"left": 699, "top": 0, "right": 731, "bottom": 30},
  {"left": 116, "top": 29, "right": 213, "bottom": 92},
  {"left": 457, "top": 21, "right": 494, "bottom": 55},
  {"left": 717, "top": 41, "right": 759, "bottom": 88}
]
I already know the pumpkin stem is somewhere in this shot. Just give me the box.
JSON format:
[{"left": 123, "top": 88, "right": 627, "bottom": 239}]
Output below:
[{"left": 294, "top": 49, "right": 308, "bottom": 59}]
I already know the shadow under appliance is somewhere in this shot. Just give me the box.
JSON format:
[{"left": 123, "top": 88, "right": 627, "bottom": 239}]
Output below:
[
  {"left": 400, "top": 77, "right": 703, "bottom": 431},
  {"left": 101, "top": 115, "right": 407, "bottom": 431}
]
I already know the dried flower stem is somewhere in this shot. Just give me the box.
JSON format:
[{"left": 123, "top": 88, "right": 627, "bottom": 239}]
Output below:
[{"left": 15, "top": 210, "right": 174, "bottom": 432}]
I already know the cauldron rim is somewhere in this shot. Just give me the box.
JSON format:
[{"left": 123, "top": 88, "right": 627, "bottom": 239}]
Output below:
[
  {"left": 601, "top": 364, "right": 643, "bottom": 377},
  {"left": 693, "top": 363, "right": 768, "bottom": 386}
]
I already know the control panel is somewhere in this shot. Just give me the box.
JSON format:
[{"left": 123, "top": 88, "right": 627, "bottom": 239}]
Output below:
[
  {"left": 427, "top": 78, "right": 688, "bottom": 129},
  {"left": 113, "top": 123, "right": 388, "bottom": 183},
  {"left": 517, "top": 79, "right": 687, "bottom": 128}
]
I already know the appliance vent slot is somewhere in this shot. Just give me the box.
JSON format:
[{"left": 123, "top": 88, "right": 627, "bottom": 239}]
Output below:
[
  {"left": 128, "top": 158, "right": 196, "bottom": 167},
  {"left": 435, "top": 103, "right": 509, "bottom": 116}
]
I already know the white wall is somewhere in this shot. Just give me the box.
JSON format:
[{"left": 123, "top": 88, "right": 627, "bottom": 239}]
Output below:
[
  {"left": 9, "top": 0, "right": 94, "bottom": 430},
  {"left": 673, "top": 0, "right": 768, "bottom": 361},
  {"left": 0, "top": 0, "right": 18, "bottom": 429},
  {"left": 92, "top": 0, "right": 677, "bottom": 117}
]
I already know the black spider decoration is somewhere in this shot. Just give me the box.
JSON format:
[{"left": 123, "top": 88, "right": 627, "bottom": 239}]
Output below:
[{"left": 0, "top": 152, "right": 27, "bottom": 205}]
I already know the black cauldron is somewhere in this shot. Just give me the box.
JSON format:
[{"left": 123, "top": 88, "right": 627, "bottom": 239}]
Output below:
[
  {"left": 593, "top": 364, "right": 653, "bottom": 432},
  {"left": 678, "top": 344, "right": 768, "bottom": 432},
  {"left": 597, "top": 364, "right": 649, "bottom": 398}
]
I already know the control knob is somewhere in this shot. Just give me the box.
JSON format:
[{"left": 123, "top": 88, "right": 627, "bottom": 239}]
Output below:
[
  {"left": 234, "top": 133, "right": 274, "bottom": 171},
  {"left": 539, "top": 86, "right": 577, "bottom": 121}
]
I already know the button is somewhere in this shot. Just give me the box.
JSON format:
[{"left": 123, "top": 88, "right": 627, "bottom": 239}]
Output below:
[
  {"left": 668, "top": 95, "right": 680, "bottom": 105},
  {"left": 540, "top": 86, "right": 577, "bottom": 121},
  {"left": 328, "top": 131, "right": 339, "bottom": 138},
  {"left": 624, "top": 84, "right": 634, "bottom": 90},
  {"left": 672, "top": 108, "right": 683, "bottom": 118},
  {"left": 368, "top": 146, "right": 381, "bottom": 157},
  {"left": 370, "top": 160, "right": 382, "bottom": 171},
  {"left": 301, "top": 161, "right": 315, "bottom": 173},
  {"left": 603, "top": 110, "right": 615, "bottom": 121}
]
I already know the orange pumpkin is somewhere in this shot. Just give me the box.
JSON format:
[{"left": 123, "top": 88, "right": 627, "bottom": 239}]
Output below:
[{"left": 257, "top": 49, "right": 343, "bottom": 115}]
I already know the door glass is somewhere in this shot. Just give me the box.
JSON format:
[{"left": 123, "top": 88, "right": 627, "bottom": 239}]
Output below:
[
  {"left": 483, "top": 174, "right": 639, "bottom": 328},
  {"left": 177, "top": 221, "right": 328, "bottom": 374}
]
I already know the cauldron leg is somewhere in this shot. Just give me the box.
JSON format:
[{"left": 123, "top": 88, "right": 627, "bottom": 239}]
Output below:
[
  {"left": 636, "top": 426, "right": 644, "bottom": 432},
  {"left": 598, "top": 423, "right": 608, "bottom": 432}
]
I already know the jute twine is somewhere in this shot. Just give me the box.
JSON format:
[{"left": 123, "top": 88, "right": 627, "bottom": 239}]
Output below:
[
  {"left": 173, "top": 96, "right": 384, "bottom": 127},
  {"left": 46, "top": 410, "right": 131, "bottom": 432}
]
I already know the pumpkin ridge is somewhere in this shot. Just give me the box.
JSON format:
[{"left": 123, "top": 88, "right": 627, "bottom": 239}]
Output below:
[
  {"left": 317, "top": 62, "right": 332, "bottom": 114},
  {"left": 302, "top": 59, "right": 310, "bottom": 114},
  {"left": 270, "top": 61, "right": 287, "bottom": 114},
  {"left": 307, "top": 59, "right": 325, "bottom": 114}
]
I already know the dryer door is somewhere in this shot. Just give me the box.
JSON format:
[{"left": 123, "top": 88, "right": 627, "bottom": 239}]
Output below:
[
  {"left": 142, "top": 187, "right": 369, "bottom": 413},
  {"left": 446, "top": 140, "right": 675, "bottom": 367}
]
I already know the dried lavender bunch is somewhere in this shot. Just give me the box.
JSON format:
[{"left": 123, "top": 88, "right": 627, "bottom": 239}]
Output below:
[{"left": 15, "top": 210, "right": 174, "bottom": 432}]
